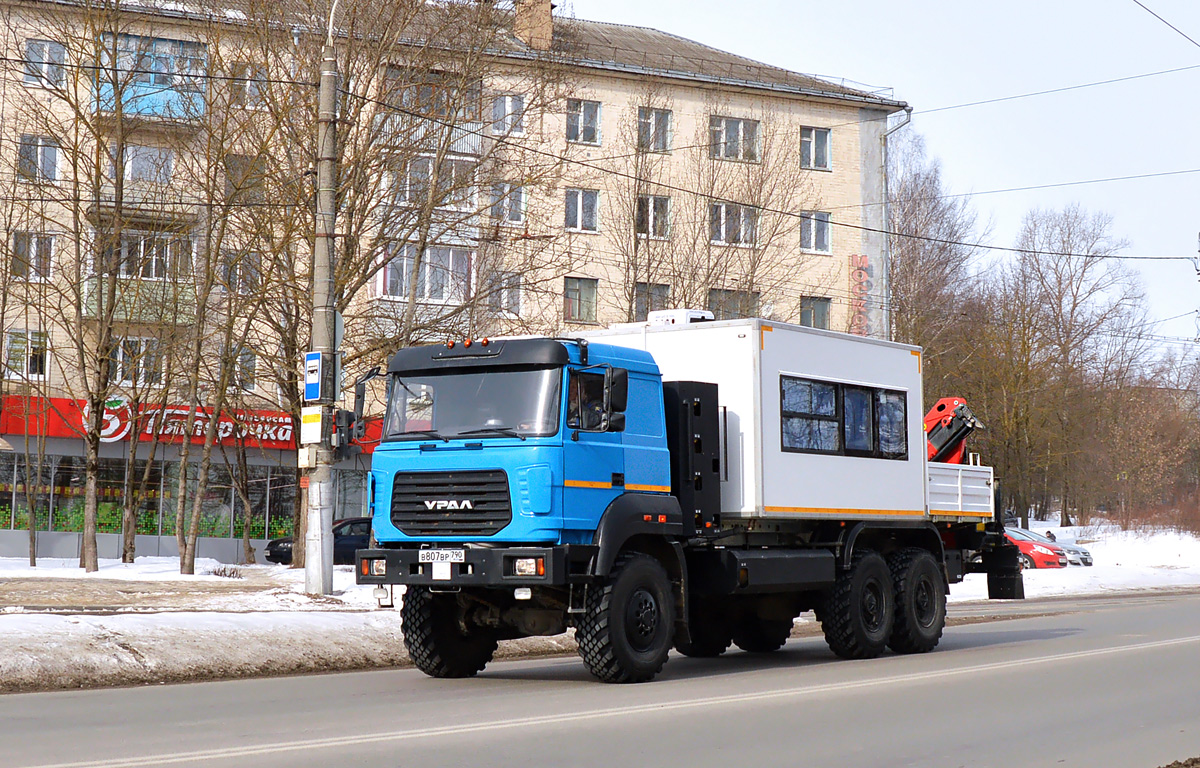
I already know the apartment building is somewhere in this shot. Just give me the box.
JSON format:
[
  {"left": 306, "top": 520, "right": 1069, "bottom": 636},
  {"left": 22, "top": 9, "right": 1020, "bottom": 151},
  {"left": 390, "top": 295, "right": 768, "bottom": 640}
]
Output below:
[{"left": 0, "top": 0, "right": 906, "bottom": 561}]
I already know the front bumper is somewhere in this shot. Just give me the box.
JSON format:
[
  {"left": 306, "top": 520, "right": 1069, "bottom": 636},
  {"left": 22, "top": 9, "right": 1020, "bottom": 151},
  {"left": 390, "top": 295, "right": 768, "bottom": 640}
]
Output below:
[{"left": 356, "top": 545, "right": 582, "bottom": 588}]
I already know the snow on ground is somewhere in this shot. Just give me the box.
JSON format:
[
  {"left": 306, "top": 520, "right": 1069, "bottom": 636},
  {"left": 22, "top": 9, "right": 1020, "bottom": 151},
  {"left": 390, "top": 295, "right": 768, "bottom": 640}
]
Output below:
[
  {"left": 951, "top": 523, "right": 1200, "bottom": 601},
  {"left": 1, "top": 522, "right": 1198, "bottom": 692}
]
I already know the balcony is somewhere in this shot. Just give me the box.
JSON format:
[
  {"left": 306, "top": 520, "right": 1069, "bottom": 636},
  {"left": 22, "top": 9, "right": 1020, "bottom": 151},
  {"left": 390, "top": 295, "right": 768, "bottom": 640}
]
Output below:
[{"left": 81, "top": 275, "right": 197, "bottom": 325}]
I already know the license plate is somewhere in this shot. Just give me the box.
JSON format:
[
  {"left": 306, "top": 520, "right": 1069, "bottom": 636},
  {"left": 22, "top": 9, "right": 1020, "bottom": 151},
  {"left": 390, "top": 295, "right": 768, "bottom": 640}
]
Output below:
[{"left": 419, "top": 549, "right": 465, "bottom": 563}]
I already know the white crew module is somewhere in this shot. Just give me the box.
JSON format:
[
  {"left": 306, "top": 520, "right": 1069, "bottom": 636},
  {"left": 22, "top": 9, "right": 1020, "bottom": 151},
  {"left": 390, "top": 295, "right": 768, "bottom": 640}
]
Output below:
[{"left": 582, "top": 317, "right": 992, "bottom": 523}]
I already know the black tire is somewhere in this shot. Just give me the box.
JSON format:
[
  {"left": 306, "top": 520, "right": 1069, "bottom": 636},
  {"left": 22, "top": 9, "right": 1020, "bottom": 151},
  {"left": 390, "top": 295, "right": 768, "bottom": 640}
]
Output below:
[
  {"left": 674, "top": 600, "right": 732, "bottom": 657},
  {"left": 1020, "top": 553, "right": 1036, "bottom": 570},
  {"left": 887, "top": 548, "right": 946, "bottom": 654},
  {"left": 732, "top": 616, "right": 794, "bottom": 653},
  {"left": 575, "top": 553, "right": 674, "bottom": 683},
  {"left": 820, "top": 549, "right": 894, "bottom": 660},
  {"left": 401, "top": 586, "right": 497, "bottom": 678}
]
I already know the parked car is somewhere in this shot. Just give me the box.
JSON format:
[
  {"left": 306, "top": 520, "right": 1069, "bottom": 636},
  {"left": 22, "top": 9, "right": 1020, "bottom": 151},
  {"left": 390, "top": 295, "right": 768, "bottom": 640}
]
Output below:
[
  {"left": 1004, "top": 529, "right": 1068, "bottom": 569},
  {"left": 265, "top": 517, "right": 372, "bottom": 565},
  {"left": 1014, "top": 527, "right": 1094, "bottom": 566}
]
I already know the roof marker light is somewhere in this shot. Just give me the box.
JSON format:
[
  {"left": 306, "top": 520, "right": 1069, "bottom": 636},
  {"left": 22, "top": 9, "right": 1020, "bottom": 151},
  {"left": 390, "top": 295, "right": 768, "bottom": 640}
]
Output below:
[{"left": 464, "top": 339, "right": 473, "bottom": 348}]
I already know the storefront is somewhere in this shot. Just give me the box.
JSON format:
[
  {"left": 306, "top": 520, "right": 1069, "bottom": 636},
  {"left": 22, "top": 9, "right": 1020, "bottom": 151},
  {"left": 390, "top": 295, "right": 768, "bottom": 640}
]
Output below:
[{"left": 0, "top": 395, "right": 371, "bottom": 563}]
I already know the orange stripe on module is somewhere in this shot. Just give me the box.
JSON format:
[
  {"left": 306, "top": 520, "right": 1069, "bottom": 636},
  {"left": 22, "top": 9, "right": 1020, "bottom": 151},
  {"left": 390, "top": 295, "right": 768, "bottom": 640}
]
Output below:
[
  {"left": 911, "top": 349, "right": 921, "bottom": 373},
  {"left": 763, "top": 506, "right": 925, "bottom": 517},
  {"left": 932, "top": 511, "right": 993, "bottom": 517},
  {"left": 761, "top": 324, "right": 773, "bottom": 350},
  {"left": 626, "top": 484, "right": 671, "bottom": 493},
  {"left": 564, "top": 479, "right": 612, "bottom": 489}
]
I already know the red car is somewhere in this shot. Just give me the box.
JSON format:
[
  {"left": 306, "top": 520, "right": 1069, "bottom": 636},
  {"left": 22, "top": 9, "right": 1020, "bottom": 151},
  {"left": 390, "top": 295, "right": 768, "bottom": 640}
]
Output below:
[{"left": 1005, "top": 531, "right": 1068, "bottom": 569}]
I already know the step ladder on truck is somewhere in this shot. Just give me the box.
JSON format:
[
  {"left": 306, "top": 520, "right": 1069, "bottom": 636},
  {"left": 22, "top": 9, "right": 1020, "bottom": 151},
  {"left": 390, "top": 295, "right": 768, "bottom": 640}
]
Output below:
[{"left": 354, "top": 310, "right": 1024, "bottom": 683}]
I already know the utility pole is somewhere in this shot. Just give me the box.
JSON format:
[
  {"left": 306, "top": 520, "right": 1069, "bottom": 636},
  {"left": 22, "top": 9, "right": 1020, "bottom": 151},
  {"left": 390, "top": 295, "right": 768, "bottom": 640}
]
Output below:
[{"left": 305, "top": 36, "right": 339, "bottom": 595}]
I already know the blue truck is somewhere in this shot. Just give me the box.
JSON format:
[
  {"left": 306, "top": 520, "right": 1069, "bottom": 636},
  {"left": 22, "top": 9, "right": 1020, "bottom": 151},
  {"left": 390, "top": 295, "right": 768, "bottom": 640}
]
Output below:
[{"left": 355, "top": 316, "right": 1022, "bottom": 683}]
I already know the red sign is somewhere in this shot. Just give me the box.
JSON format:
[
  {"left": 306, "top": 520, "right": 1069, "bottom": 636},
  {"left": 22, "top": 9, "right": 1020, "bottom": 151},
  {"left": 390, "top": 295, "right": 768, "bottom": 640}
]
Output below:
[
  {"left": 1, "top": 396, "right": 296, "bottom": 451},
  {"left": 848, "top": 253, "right": 872, "bottom": 336}
]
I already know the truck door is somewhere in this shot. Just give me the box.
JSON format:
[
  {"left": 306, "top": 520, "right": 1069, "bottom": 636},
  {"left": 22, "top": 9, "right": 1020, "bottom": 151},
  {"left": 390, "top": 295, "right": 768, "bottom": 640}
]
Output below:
[{"left": 562, "top": 368, "right": 624, "bottom": 532}]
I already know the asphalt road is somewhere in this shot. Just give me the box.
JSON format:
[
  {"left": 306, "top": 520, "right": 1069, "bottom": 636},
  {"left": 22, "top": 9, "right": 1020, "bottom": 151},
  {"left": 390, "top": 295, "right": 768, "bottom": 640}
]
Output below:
[{"left": 2, "top": 592, "right": 1199, "bottom": 768}]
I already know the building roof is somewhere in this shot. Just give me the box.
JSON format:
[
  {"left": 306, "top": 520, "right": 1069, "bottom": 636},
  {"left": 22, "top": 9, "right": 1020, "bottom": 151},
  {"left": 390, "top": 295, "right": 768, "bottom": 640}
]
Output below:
[{"left": 546, "top": 17, "right": 907, "bottom": 112}]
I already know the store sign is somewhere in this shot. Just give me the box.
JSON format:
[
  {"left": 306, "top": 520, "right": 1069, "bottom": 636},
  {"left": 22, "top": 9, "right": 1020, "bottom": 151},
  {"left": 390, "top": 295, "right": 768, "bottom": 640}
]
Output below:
[
  {"left": 848, "top": 253, "right": 874, "bottom": 337},
  {"left": 1, "top": 396, "right": 296, "bottom": 451}
]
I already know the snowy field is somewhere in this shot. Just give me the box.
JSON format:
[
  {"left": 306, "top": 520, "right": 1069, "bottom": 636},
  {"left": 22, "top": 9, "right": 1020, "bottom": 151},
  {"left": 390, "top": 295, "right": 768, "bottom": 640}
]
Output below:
[{"left": 1, "top": 523, "right": 1198, "bottom": 692}]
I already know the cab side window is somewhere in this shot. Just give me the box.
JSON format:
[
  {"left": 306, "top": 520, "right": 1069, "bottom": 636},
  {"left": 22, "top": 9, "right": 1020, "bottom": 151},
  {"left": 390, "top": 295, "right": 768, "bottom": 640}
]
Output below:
[{"left": 566, "top": 370, "right": 604, "bottom": 429}]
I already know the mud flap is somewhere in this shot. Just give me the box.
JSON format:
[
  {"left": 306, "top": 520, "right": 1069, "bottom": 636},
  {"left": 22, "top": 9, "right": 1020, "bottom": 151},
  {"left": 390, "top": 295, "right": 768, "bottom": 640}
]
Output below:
[{"left": 984, "top": 544, "right": 1025, "bottom": 599}]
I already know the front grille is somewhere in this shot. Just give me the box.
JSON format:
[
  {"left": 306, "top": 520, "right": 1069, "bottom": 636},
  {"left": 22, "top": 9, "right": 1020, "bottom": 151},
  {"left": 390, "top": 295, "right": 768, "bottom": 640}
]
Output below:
[{"left": 391, "top": 470, "right": 511, "bottom": 536}]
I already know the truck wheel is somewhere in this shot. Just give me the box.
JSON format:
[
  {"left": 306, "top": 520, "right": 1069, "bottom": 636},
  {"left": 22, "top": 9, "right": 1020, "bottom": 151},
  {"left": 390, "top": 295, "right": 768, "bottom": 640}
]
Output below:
[
  {"left": 821, "top": 549, "right": 894, "bottom": 660},
  {"left": 887, "top": 548, "right": 946, "bottom": 654},
  {"left": 674, "top": 600, "right": 732, "bottom": 657},
  {"left": 401, "top": 586, "right": 497, "bottom": 678},
  {"left": 732, "top": 616, "right": 794, "bottom": 653},
  {"left": 576, "top": 552, "right": 674, "bottom": 683}
]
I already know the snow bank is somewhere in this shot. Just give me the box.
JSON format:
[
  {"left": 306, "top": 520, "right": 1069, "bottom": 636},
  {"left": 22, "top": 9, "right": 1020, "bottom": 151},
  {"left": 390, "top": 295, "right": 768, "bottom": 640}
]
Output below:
[{"left": 951, "top": 524, "right": 1200, "bottom": 601}]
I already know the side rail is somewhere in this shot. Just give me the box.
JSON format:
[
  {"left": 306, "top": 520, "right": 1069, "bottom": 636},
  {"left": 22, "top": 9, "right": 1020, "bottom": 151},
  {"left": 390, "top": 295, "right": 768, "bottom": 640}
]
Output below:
[{"left": 927, "top": 463, "right": 994, "bottom": 520}]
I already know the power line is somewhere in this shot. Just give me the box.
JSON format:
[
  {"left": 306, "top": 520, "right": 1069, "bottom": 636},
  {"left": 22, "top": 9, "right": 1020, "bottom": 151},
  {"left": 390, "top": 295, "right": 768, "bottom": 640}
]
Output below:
[
  {"left": 346, "top": 88, "right": 1196, "bottom": 263},
  {"left": 1131, "top": 0, "right": 1200, "bottom": 50}
]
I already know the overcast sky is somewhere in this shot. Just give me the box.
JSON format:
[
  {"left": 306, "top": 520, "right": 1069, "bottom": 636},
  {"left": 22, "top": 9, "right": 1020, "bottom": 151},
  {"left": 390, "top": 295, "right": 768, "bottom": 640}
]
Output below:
[{"left": 564, "top": 0, "right": 1200, "bottom": 349}]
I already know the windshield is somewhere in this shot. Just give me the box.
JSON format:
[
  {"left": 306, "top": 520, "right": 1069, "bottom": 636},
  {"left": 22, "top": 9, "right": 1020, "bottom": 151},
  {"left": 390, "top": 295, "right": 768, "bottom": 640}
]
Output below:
[{"left": 384, "top": 367, "right": 561, "bottom": 440}]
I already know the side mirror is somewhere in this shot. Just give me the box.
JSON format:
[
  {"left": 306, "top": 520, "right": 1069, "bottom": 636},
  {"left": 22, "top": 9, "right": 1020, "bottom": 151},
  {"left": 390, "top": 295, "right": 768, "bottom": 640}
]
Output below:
[
  {"left": 605, "top": 367, "right": 628, "bottom": 413},
  {"left": 606, "top": 411, "right": 626, "bottom": 433}
]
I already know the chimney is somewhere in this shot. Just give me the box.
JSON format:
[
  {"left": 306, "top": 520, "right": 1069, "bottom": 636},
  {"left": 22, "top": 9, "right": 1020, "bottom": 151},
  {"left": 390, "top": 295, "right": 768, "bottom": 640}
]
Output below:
[{"left": 514, "top": 0, "right": 554, "bottom": 51}]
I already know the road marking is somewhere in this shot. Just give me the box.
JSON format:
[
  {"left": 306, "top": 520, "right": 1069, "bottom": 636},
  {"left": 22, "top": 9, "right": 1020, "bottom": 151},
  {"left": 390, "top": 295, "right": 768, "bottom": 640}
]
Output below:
[{"left": 26, "top": 633, "right": 1200, "bottom": 768}]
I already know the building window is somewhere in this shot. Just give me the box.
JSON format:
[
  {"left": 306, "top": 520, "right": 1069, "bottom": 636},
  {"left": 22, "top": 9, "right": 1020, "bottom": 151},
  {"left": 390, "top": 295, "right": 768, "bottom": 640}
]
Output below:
[
  {"left": 381, "top": 243, "right": 472, "bottom": 304},
  {"left": 565, "top": 188, "right": 599, "bottom": 232},
  {"left": 228, "top": 345, "right": 256, "bottom": 392},
  {"left": 395, "top": 70, "right": 481, "bottom": 120},
  {"left": 24, "top": 39, "right": 65, "bottom": 87},
  {"left": 707, "top": 288, "right": 759, "bottom": 320},
  {"left": 110, "top": 337, "right": 163, "bottom": 387},
  {"left": 112, "top": 144, "right": 173, "bottom": 184},
  {"left": 709, "top": 116, "right": 759, "bottom": 161},
  {"left": 564, "top": 277, "right": 598, "bottom": 323},
  {"left": 801, "top": 127, "right": 831, "bottom": 170},
  {"left": 12, "top": 233, "right": 53, "bottom": 281},
  {"left": 635, "top": 195, "right": 669, "bottom": 238},
  {"left": 4, "top": 330, "right": 48, "bottom": 379},
  {"left": 634, "top": 282, "right": 670, "bottom": 321},
  {"left": 220, "top": 251, "right": 261, "bottom": 295},
  {"left": 780, "top": 375, "right": 907, "bottom": 460},
  {"left": 115, "top": 35, "right": 206, "bottom": 92},
  {"left": 566, "top": 99, "right": 601, "bottom": 144},
  {"left": 709, "top": 202, "right": 757, "bottom": 245},
  {"left": 224, "top": 153, "right": 267, "bottom": 200},
  {"left": 388, "top": 156, "right": 474, "bottom": 210},
  {"left": 230, "top": 63, "right": 267, "bottom": 108},
  {"left": 491, "top": 94, "right": 524, "bottom": 135},
  {"left": 637, "top": 107, "right": 671, "bottom": 152},
  {"left": 800, "top": 296, "right": 831, "bottom": 330},
  {"left": 18, "top": 135, "right": 58, "bottom": 181},
  {"left": 800, "top": 212, "right": 831, "bottom": 253},
  {"left": 490, "top": 183, "right": 525, "bottom": 224},
  {"left": 487, "top": 271, "right": 521, "bottom": 316},
  {"left": 106, "top": 233, "right": 193, "bottom": 280}
]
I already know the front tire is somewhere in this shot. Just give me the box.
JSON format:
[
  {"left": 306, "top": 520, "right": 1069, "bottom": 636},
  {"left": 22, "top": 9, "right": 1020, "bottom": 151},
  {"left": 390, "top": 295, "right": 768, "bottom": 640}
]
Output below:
[
  {"left": 401, "top": 587, "right": 497, "bottom": 678},
  {"left": 576, "top": 553, "right": 674, "bottom": 683},
  {"left": 887, "top": 548, "right": 946, "bottom": 654},
  {"left": 821, "top": 549, "right": 894, "bottom": 660},
  {"left": 1020, "top": 553, "right": 1036, "bottom": 570}
]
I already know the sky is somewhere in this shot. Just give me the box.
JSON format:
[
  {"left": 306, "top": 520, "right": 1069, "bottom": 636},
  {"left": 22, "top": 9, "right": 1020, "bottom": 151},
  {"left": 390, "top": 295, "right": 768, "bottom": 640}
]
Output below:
[{"left": 563, "top": 0, "right": 1200, "bottom": 349}]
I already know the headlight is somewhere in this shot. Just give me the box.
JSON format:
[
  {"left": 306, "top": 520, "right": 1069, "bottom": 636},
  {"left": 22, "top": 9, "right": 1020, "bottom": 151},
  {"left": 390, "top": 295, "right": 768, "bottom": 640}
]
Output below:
[
  {"left": 513, "top": 557, "right": 545, "bottom": 576},
  {"left": 1032, "top": 545, "right": 1054, "bottom": 556}
]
